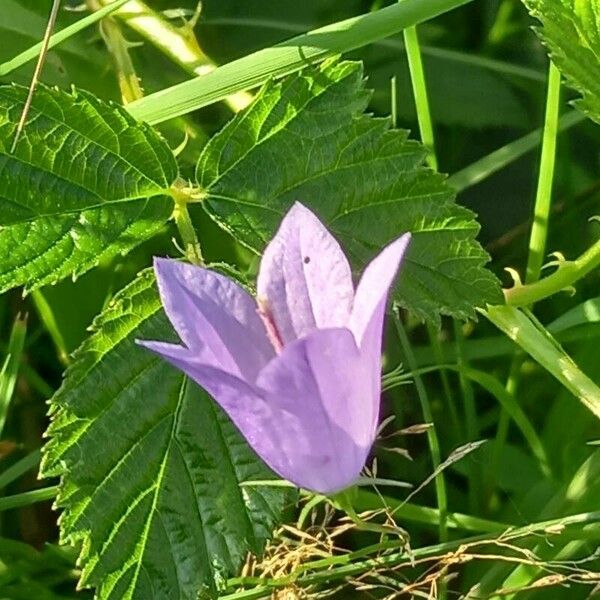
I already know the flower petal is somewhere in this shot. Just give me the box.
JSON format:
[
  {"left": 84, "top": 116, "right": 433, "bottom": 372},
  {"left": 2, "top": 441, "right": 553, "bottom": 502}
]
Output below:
[
  {"left": 349, "top": 234, "right": 411, "bottom": 348},
  {"left": 153, "top": 258, "right": 274, "bottom": 381},
  {"left": 138, "top": 340, "right": 284, "bottom": 467},
  {"left": 257, "top": 203, "right": 354, "bottom": 345},
  {"left": 348, "top": 234, "right": 411, "bottom": 431},
  {"left": 139, "top": 339, "right": 331, "bottom": 491},
  {"left": 255, "top": 327, "right": 374, "bottom": 494}
]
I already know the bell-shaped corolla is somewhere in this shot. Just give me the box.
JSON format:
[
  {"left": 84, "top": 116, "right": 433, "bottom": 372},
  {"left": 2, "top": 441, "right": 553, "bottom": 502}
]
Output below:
[{"left": 138, "top": 203, "right": 410, "bottom": 494}]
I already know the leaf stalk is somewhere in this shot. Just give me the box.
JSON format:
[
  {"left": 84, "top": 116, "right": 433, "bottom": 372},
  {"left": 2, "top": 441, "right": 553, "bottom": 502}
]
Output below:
[{"left": 171, "top": 182, "right": 204, "bottom": 266}]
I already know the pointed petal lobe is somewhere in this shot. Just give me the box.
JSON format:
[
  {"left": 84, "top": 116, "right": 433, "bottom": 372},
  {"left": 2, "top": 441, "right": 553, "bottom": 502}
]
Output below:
[
  {"left": 140, "top": 340, "right": 282, "bottom": 464},
  {"left": 349, "top": 234, "right": 411, "bottom": 348},
  {"left": 257, "top": 203, "right": 354, "bottom": 345},
  {"left": 153, "top": 258, "right": 274, "bottom": 381},
  {"left": 348, "top": 235, "right": 411, "bottom": 431},
  {"left": 139, "top": 339, "right": 335, "bottom": 492}
]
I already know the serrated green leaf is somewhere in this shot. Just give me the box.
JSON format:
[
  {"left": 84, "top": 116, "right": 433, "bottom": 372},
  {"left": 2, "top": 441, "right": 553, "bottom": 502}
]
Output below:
[
  {"left": 0, "top": 84, "right": 177, "bottom": 293},
  {"left": 523, "top": 0, "right": 600, "bottom": 124},
  {"left": 196, "top": 59, "right": 502, "bottom": 322},
  {"left": 40, "top": 269, "right": 289, "bottom": 599}
]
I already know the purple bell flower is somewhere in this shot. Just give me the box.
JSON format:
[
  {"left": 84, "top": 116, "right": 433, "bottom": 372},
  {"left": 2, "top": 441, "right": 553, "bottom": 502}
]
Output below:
[{"left": 138, "top": 203, "right": 410, "bottom": 494}]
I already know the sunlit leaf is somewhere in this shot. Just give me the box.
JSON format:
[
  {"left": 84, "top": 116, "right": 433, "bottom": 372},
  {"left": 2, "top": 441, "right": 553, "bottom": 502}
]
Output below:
[
  {"left": 523, "top": 0, "right": 600, "bottom": 124},
  {"left": 41, "top": 269, "right": 289, "bottom": 599},
  {"left": 196, "top": 59, "right": 502, "bottom": 322},
  {"left": 0, "top": 84, "right": 177, "bottom": 292}
]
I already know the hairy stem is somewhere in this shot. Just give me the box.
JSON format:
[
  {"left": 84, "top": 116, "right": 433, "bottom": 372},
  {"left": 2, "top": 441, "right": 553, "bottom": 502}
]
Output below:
[
  {"left": 172, "top": 201, "right": 203, "bottom": 266},
  {"left": 96, "top": 0, "right": 252, "bottom": 112},
  {"left": 88, "top": 0, "right": 144, "bottom": 103},
  {"left": 504, "top": 237, "right": 600, "bottom": 306}
]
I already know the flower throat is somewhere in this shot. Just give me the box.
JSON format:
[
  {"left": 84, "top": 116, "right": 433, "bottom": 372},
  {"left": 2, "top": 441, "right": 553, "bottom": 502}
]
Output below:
[{"left": 256, "top": 298, "right": 284, "bottom": 354}]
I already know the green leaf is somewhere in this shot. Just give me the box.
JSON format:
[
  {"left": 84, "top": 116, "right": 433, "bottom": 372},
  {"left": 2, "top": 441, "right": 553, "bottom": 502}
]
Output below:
[
  {"left": 196, "top": 59, "right": 502, "bottom": 322},
  {"left": 548, "top": 296, "right": 600, "bottom": 334},
  {"left": 0, "top": 314, "right": 27, "bottom": 437},
  {"left": 126, "top": 0, "right": 472, "bottom": 125},
  {"left": 0, "top": 84, "right": 177, "bottom": 293},
  {"left": 484, "top": 304, "right": 600, "bottom": 421},
  {"left": 40, "top": 269, "right": 288, "bottom": 599},
  {"left": 523, "top": 0, "right": 600, "bottom": 124}
]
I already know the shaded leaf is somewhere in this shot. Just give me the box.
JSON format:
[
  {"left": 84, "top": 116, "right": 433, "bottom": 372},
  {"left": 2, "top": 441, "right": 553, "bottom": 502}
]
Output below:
[{"left": 369, "top": 52, "right": 530, "bottom": 129}]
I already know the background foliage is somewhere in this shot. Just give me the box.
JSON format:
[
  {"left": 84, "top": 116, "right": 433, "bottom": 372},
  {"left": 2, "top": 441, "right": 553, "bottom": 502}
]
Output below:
[{"left": 0, "top": 0, "right": 599, "bottom": 598}]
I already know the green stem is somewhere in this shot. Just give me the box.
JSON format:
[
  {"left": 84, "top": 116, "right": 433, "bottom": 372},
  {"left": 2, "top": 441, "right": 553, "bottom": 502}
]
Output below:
[
  {"left": 400, "top": 21, "right": 448, "bottom": 585},
  {"left": 0, "top": 315, "right": 27, "bottom": 438},
  {"left": 31, "top": 290, "right": 69, "bottom": 365},
  {"left": 173, "top": 203, "right": 203, "bottom": 266},
  {"left": 487, "top": 0, "right": 516, "bottom": 46},
  {"left": 488, "top": 355, "right": 520, "bottom": 502},
  {"left": 386, "top": 362, "right": 549, "bottom": 473},
  {"left": 403, "top": 25, "right": 437, "bottom": 169},
  {"left": 428, "top": 323, "right": 461, "bottom": 442},
  {"left": 355, "top": 490, "right": 509, "bottom": 533},
  {"left": 488, "top": 64, "right": 562, "bottom": 513},
  {"left": 525, "top": 61, "right": 562, "bottom": 284},
  {"left": 333, "top": 489, "right": 407, "bottom": 538},
  {"left": 484, "top": 304, "right": 600, "bottom": 420},
  {"left": 97, "top": 0, "right": 251, "bottom": 112},
  {"left": 89, "top": 0, "right": 144, "bottom": 104},
  {"left": 448, "top": 110, "right": 583, "bottom": 192},
  {"left": 394, "top": 311, "right": 448, "bottom": 543},
  {"left": 504, "top": 237, "right": 600, "bottom": 306},
  {"left": 0, "top": 450, "right": 41, "bottom": 489},
  {"left": 0, "top": 486, "right": 58, "bottom": 512},
  {"left": 453, "top": 321, "right": 481, "bottom": 514},
  {"left": 390, "top": 75, "right": 398, "bottom": 128}
]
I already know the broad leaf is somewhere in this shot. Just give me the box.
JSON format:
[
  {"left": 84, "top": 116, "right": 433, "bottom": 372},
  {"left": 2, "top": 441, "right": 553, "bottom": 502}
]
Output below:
[
  {"left": 41, "top": 269, "right": 289, "bottom": 599},
  {"left": 0, "top": 84, "right": 177, "bottom": 292},
  {"left": 196, "top": 59, "right": 502, "bottom": 322},
  {"left": 523, "top": 0, "right": 600, "bottom": 124}
]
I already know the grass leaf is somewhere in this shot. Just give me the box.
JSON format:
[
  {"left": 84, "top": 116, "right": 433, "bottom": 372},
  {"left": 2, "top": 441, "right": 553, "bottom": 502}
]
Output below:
[{"left": 127, "top": 0, "right": 473, "bottom": 125}]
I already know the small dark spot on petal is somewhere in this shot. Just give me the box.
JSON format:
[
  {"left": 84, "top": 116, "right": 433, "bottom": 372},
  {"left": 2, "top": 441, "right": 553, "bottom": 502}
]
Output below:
[{"left": 304, "top": 256, "right": 310, "bottom": 264}]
